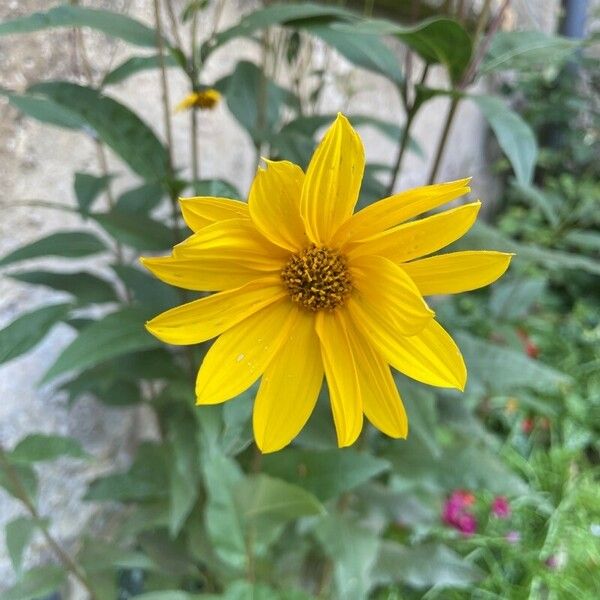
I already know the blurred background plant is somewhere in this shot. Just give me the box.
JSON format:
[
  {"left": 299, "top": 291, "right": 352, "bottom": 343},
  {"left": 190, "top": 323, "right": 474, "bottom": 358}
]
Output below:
[{"left": 0, "top": 0, "right": 598, "bottom": 598}]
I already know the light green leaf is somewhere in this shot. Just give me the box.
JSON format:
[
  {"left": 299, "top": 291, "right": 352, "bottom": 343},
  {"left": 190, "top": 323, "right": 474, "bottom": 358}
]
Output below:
[
  {"left": 41, "top": 307, "right": 160, "bottom": 383},
  {"left": 482, "top": 31, "right": 579, "bottom": 74},
  {"left": 0, "top": 231, "right": 106, "bottom": 267},
  {"left": 102, "top": 54, "right": 178, "bottom": 86},
  {"left": 0, "top": 5, "right": 157, "bottom": 47},
  {"left": 0, "top": 463, "right": 38, "bottom": 502},
  {"left": 29, "top": 82, "right": 170, "bottom": 181},
  {"left": 564, "top": 229, "right": 600, "bottom": 253},
  {"left": 191, "top": 179, "right": 241, "bottom": 200},
  {"left": 77, "top": 538, "right": 156, "bottom": 573},
  {"left": 262, "top": 448, "right": 390, "bottom": 502},
  {"left": 2, "top": 565, "right": 66, "bottom": 600},
  {"left": 373, "top": 541, "right": 483, "bottom": 589},
  {"left": 470, "top": 94, "right": 537, "bottom": 184},
  {"left": 74, "top": 172, "right": 112, "bottom": 215},
  {"left": 5, "top": 517, "right": 37, "bottom": 574},
  {"left": 10, "top": 434, "right": 88, "bottom": 463},
  {"left": 115, "top": 182, "right": 165, "bottom": 213},
  {"left": 511, "top": 182, "right": 560, "bottom": 226},
  {"left": 10, "top": 270, "right": 117, "bottom": 305},
  {"left": 489, "top": 276, "right": 547, "bottom": 320},
  {"left": 0, "top": 303, "right": 71, "bottom": 366},
  {"left": 92, "top": 210, "right": 174, "bottom": 251}
]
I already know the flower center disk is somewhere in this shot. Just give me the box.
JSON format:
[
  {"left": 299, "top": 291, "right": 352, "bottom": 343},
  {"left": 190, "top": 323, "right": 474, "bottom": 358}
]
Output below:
[{"left": 281, "top": 245, "right": 352, "bottom": 311}]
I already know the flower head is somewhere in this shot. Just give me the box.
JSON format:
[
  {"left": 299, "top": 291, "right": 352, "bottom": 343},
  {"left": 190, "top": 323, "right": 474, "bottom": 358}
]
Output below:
[
  {"left": 175, "top": 88, "right": 221, "bottom": 112},
  {"left": 491, "top": 495, "right": 511, "bottom": 519},
  {"left": 142, "top": 114, "right": 512, "bottom": 452},
  {"left": 442, "top": 490, "right": 478, "bottom": 536}
]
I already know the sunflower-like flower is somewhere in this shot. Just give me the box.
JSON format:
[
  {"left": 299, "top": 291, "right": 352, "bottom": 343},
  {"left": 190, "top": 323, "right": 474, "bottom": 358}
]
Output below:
[
  {"left": 142, "top": 114, "right": 512, "bottom": 453},
  {"left": 174, "top": 88, "right": 221, "bottom": 112}
]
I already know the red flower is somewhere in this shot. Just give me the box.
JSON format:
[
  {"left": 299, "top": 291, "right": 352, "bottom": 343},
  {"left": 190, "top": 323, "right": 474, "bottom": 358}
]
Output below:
[{"left": 491, "top": 496, "right": 511, "bottom": 519}]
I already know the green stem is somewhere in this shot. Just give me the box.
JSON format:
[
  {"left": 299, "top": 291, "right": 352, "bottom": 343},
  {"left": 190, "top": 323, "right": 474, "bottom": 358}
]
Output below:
[
  {"left": 190, "top": 11, "right": 200, "bottom": 182},
  {"left": 427, "top": 95, "right": 460, "bottom": 185},
  {"left": 0, "top": 446, "right": 98, "bottom": 599}
]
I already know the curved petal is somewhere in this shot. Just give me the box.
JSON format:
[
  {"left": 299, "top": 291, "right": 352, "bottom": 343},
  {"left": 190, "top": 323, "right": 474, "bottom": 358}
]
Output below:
[
  {"left": 345, "top": 319, "right": 407, "bottom": 438},
  {"left": 301, "top": 114, "right": 364, "bottom": 244},
  {"left": 315, "top": 309, "right": 363, "bottom": 447},
  {"left": 174, "top": 218, "right": 289, "bottom": 270},
  {"left": 179, "top": 196, "right": 249, "bottom": 231},
  {"left": 348, "top": 297, "right": 466, "bottom": 390},
  {"left": 253, "top": 309, "right": 323, "bottom": 453},
  {"left": 145, "top": 277, "right": 285, "bottom": 345},
  {"left": 333, "top": 178, "right": 471, "bottom": 246},
  {"left": 140, "top": 254, "right": 272, "bottom": 291},
  {"left": 196, "top": 299, "right": 296, "bottom": 405},
  {"left": 402, "top": 251, "right": 513, "bottom": 296},
  {"left": 348, "top": 202, "right": 481, "bottom": 264},
  {"left": 349, "top": 255, "right": 434, "bottom": 336},
  {"left": 249, "top": 160, "right": 309, "bottom": 252}
]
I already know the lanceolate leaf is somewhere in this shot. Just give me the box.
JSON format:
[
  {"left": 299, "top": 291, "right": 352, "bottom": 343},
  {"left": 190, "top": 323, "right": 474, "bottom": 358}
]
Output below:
[
  {"left": 2, "top": 565, "right": 66, "bottom": 600},
  {"left": 0, "top": 231, "right": 106, "bottom": 267},
  {"left": 102, "top": 54, "right": 178, "bottom": 87},
  {"left": 0, "top": 303, "right": 71, "bottom": 366},
  {"left": 74, "top": 172, "right": 112, "bottom": 215},
  {"left": 5, "top": 517, "right": 38, "bottom": 575},
  {"left": 41, "top": 307, "right": 160, "bottom": 383},
  {"left": 10, "top": 434, "right": 88, "bottom": 463},
  {"left": 0, "top": 4, "right": 157, "bottom": 47},
  {"left": 28, "top": 82, "right": 170, "bottom": 181}
]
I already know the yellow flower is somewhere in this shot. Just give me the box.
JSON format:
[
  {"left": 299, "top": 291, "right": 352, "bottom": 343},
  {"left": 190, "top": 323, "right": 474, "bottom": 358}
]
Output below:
[
  {"left": 142, "top": 114, "right": 512, "bottom": 453},
  {"left": 174, "top": 88, "right": 221, "bottom": 112}
]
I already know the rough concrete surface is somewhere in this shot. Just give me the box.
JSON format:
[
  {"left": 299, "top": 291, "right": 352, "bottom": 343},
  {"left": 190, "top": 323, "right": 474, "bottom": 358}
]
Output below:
[{"left": 0, "top": 0, "right": 575, "bottom": 592}]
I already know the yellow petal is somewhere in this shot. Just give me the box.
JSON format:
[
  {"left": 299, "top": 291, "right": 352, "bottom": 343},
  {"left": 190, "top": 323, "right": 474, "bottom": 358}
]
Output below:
[
  {"left": 349, "top": 254, "right": 434, "bottom": 336},
  {"left": 333, "top": 178, "right": 471, "bottom": 245},
  {"left": 253, "top": 309, "right": 323, "bottom": 453},
  {"left": 145, "top": 277, "right": 285, "bottom": 345},
  {"left": 348, "top": 201, "right": 481, "bottom": 263},
  {"left": 402, "top": 251, "right": 513, "bottom": 296},
  {"left": 196, "top": 299, "right": 296, "bottom": 405},
  {"left": 315, "top": 309, "right": 363, "bottom": 447},
  {"left": 179, "top": 196, "right": 249, "bottom": 232},
  {"left": 174, "top": 218, "right": 289, "bottom": 270},
  {"left": 140, "top": 254, "right": 269, "bottom": 291},
  {"left": 349, "top": 298, "right": 466, "bottom": 390},
  {"left": 248, "top": 160, "right": 309, "bottom": 252},
  {"left": 301, "top": 114, "right": 364, "bottom": 244},
  {"left": 345, "top": 319, "right": 407, "bottom": 438}
]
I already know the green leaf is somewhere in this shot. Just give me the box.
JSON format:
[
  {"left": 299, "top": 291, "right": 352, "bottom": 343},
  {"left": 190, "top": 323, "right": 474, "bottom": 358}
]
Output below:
[
  {"left": 102, "top": 53, "right": 178, "bottom": 86},
  {"left": 262, "top": 448, "right": 389, "bottom": 502},
  {"left": 373, "top": 541, "right": 483, "bottom": 589},
  {"left": 0, "top": 303, "right": 70, "bottom": 366},
  {"left": 115, "top": 182, "right": 165, "bottom": 213},
  {"left": 456, "top": 331, "right": 570, "bottom": 394},
  {"left": 0, "top": 5, "right": 157, "bottom": 47},
  {"left": 85, "top": 443, "right": 169, "bottom": 502},
  {"left": 2, "top": 565, "right": 66, "bottom": 600},
  {"left": 133, "top": 594, "right": 206, "bottom": 600},
  {"left": 564, "top": 229, "right": 600, "bottom": 253},
  {"left": 0, "top": 231, "right": 106, "bottom": 267},
  {"left": 489, "top": 276, "right": 547, "bottom": 320},
  {"left": 470, "top": 94, "right": 537, "bottom": 185},
  {"left": 481, "top": 31, "right": 579, "bottom": 74},
  {"left": 11, "top": 434, "right": 88, "bottom": 463},
  {"left": 191, "top": 179, "right": 241, "bottom": 199},
  {"left": 340, "top": 17, "right": 472, "bottom": 83},
  {"left": 41, "top": 306, "right": 160, "bottom": 383},
  {"left": 0, "top": 462, "right": 38, "bottom": 502},
  {"left": 0, "top": 89, "right": 86, "bottom": 129},
  {"left": 10, "top": 270, "right": 117, "bottom": 305},
  {"left": 511, "top": 182, "right": 560, "bottom": 226},
  {"left": 315, "top": 514, "right": 379, "bottom": 600},
  {"left": 5, "top": 517, "right": 37, "bottom": 574},
  {"left": 74, "top": 172, "right": 112, "bottom": 214},
  {"left": 77, "top": 538, "right": 156, "bottom": 573},
  {"left": 28, "top": 82, "right": 170, "bottom": 181},
  {"left": 92, "top": 210, "right": 174, "bottom": 251}
]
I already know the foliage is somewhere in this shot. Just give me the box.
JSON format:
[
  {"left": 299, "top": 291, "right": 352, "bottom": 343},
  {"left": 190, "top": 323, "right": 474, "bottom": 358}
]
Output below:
[{"left": 0, "top": 1, "right": 597, "bottom": 599}]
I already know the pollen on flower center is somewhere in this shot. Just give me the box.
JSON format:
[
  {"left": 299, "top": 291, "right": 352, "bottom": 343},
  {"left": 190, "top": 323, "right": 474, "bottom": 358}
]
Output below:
[{"left": 281, "top": 244, "right": 352, "bottom": 311}]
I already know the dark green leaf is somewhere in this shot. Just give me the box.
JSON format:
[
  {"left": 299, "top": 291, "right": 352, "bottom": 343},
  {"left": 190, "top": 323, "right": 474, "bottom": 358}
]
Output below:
[
  {"left": 10, "top": 270, "right": 117, "bottom": 305},
  {"left": 0, "top": 5, "right": 157, "bottom": 47},
  {"left": 0, "top": 303, "right": 70, "bottom": 366},
  {"left": 5, "top": 517, "right": 37, "bottom": 574},
  {"left": 0, "top": 231, "right": 106, "bottom": 267},
  {"left": 182, "top": 0, "right": 211, "bottom": 23},
  {"left": 191, "top": 179, "right": 241, "bottom": 199},
  {"left": 0, "top": 462, "right": 38, "bottom": 504},
  {"left": 262, "top": 448, "right": 389, "bottom": 501},
  {"left": 2, "top": 565, "right": 66, "bottom": 600},
  {"left": 78, "top": 538, "right": 156, "bottom": 573},
  {"left": 11, "top": 434, "right": 87, "bottom": 463},
  {"left": 489, "top": 276, "right": 547, "bottom": 320},
  {"left": 92, "top": 210, "right": 174, "bottom": 251},
  {"left": 102, "top": 53, "right": 178, "bottom": 86},
  {"left": 41, "top": 306, "right": 160, "bottom": 383},
  {"left": 115, "top": 182, "right": 165, "bottom": 213},
  {"left": 28, "top": 82, "right": 170, "bottom": 181},
  {"left": 470, "top": 95, "right": 537, "bottom": 185},
  {"left": 74, "top": 172, "right": 112, "bottom": 215}
]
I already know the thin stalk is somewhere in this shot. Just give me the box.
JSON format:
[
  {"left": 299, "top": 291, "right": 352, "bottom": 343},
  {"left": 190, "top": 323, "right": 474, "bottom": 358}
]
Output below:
[
  {"left": 255, "top": 28, "right": 271, "bottom": 168},
  {"left": 473, "top": 0, "right": 494, "bottom": 46},
  {"left": 190, "top": 11, "right": 200, "bottom": 182},
  {"left": 0, "top": 447, "right": 98, "bottom": 599},
  {"left": 164, "top": 0, "right": 184, "bottom": 50},
  {"left": 427, "top": 95, "right": 459, "bottom": 184}
]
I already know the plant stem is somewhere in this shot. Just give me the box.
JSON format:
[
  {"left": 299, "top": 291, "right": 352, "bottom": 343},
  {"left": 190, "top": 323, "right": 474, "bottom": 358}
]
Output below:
[
  {"left": 190, "top": 11, "right": 200, "bottom": 182},
  {"left": 427, "top": 94, "right": 459, "bottom": 184},
  {"left": 0, "top": 446, "right": 98, "bottom": 599}
]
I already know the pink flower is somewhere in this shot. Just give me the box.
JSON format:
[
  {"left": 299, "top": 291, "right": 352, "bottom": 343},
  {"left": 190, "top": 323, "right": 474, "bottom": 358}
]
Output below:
[
  {"left": 491, "top": 496, "right": 511, "bottom": 519},
  {"left": 442, "top": 490, "right": 478, "bottom": 536},
  {"left": 505, "top": 530, "right": 521, "bottom": 544}
]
